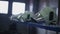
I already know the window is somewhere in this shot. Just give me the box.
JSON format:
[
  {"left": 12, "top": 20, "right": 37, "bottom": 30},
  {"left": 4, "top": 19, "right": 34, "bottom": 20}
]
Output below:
[
  {"left": 0, "top": 1, "right": 8, "bottom": 14},
  {"left": 12, "top": 2, "right": 25, "bottom": 15}
]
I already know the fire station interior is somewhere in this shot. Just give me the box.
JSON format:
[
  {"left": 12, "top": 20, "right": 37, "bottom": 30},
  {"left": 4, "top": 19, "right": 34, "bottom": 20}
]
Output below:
[{"left": 0, "top": 0, "right": 59, "bottom": 34}]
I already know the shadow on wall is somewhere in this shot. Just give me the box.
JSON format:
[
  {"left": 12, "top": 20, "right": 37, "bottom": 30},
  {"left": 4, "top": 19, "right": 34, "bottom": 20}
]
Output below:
[{"left": 0, "top": 14, "right": 10, "bottom": 32}]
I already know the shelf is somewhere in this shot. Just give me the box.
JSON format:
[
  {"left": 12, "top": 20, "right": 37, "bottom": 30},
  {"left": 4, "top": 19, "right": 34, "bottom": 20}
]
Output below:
[{"left": 27, "top": 22, "right": 60, "bottom": 32}]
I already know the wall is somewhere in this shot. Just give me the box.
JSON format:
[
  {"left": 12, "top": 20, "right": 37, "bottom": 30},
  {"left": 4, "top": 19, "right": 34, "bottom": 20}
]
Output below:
[
  {"left": 0, "top": 14, "right": 10, "bottom": 32},
  {"left": 0, "top": 14, "right": 29, "bottom": 34},
  {"left": 16, "top": 22, "right": 29, "bottom": 34}
]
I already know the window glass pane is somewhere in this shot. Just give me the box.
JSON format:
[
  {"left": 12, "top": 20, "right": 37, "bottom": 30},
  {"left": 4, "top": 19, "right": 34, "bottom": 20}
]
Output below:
[
  {"left": 0, "top": 1, "right": 8, "bottom": 14},
  {"left": 12, "top": 2, "right": 25, "bottom": 15}
]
